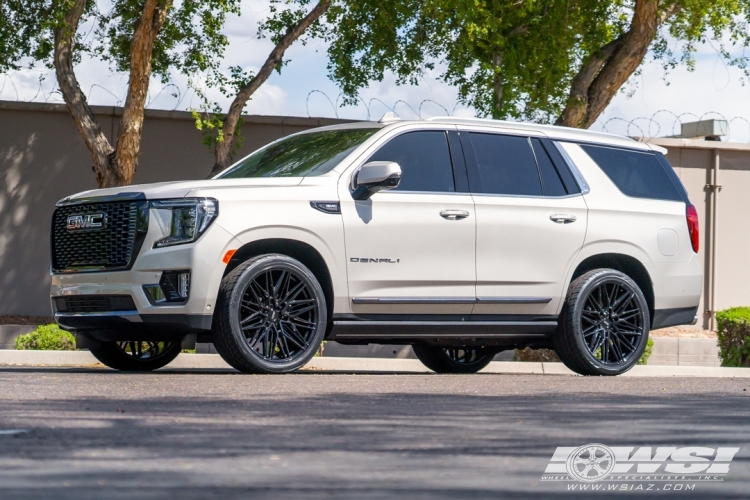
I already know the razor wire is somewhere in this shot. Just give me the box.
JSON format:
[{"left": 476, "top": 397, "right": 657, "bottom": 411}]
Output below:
[{"left": 3, "top": 69, "right": 750, "bottom": 142}]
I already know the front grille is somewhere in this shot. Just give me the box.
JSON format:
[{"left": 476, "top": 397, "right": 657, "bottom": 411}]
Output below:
[
  {"left": 54, "top": 295, "right": 137, "bottom": 313},
  {"left": 52, "top": 202, "right": 141, "bottom": 272}
]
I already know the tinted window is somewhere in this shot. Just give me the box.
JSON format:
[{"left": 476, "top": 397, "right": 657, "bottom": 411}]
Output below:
[
  {"left": 581, "top": 145, "right": 682, "bottom": 201},
  {"left": 531, "top": 139, "right": 566, "bottom": 196},
  {"left": 369, "top": 131, "right": 455, "bottom": 192},
  {"left": 470, "top": 133, "right": 542, "bottom": 196},
  {"left": 655, "top": 153, "right": 689, "bottom": 202},
  {"left": 220, "top": 128, "right": 378, "bottom": 178}
]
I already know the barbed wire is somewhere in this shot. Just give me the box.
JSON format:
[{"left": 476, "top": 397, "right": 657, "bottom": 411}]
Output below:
[{"left": 3, "top": 70, "right": 750, "bottom": 142}]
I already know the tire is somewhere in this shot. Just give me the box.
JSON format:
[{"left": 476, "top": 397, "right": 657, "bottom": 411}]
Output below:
[
  {"left": 89, "top": 341, "right": 181, "bottom": 371},
  {"left": 412, "top": 345, "right": 495, "bottom": 374},
  {"left": 212, "top": 254, "right": 328, "bottom": 374},
  {"left": 553, "top": 269, "right": 650, "bottom": 376}
]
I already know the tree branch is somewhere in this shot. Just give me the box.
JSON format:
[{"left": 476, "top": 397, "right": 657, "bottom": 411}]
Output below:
[
  {"left": 555, "top": 0, "right": 681, "bottom": 129},
  {"left": 114, "top": 0, "right": 173, "bottom": 186},
  {"left": 54, "top": 0, "right": 114, "bottom": 186},
  {"left": 211, "top": 0, "right": 331, "bottom": 176}
]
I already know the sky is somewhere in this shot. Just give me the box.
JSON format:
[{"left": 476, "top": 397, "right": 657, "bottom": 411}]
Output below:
[{"left": 3, "top": 2, "right": 750, "bottom": 142}]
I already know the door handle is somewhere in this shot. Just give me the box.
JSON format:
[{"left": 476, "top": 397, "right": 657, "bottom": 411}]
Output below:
[
  {"left": 440, "top": 210, "right": 470, "bottom": 221},
  {"left": 550, "top": 214, "right": 577, "bottom": 224}
]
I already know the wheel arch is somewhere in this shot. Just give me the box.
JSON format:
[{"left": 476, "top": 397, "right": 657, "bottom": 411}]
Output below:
[
  {"left": 570, "top": 253, "right": 655, "bottom": 326},
  {"left": 222, "top": 238, "right": 336, "bottom": 324}
]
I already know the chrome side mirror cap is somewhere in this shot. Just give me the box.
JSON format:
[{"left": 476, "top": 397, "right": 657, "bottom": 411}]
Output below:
[{"left": 352, "top": 161, "right": 402, "bottom": 200}]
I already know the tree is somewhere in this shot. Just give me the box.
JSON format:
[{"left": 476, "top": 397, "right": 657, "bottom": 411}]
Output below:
[
  {"left": 1, "top": 0, "right": 239, "bottom": 187},
  {"left": 325, "top": 0, "right": 750, "bottom": 128},
  {"left": 196, "top": 0, "right": 331, "bottom": 177}
]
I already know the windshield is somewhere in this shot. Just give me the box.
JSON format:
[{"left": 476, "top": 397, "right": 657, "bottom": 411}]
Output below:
[{"left": 218, "top": 128, "right": 379, "bottom": 178}]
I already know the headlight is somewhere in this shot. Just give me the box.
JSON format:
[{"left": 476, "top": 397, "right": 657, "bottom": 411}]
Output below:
[{"left": 151, "top": 198, "right": 218, "bottom": 248}]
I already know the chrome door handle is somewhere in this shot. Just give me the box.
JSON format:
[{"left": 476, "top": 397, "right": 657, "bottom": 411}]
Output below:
[
  {"left": 440, "top": 210, "right": 470, "bottom": 221},
  {"left": 550, "top": 214, "right": 577, "bottom": 224}
]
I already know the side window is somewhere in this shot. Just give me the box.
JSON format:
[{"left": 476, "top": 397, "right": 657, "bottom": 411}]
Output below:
[
  {"left": 580, "top": 145, "right": 682, "bottom": 201},
  {"left": 531, "top": 139, "right": 567, "bottom": 196},
  {"left": 368, "top": 131, "right": 455, "bottom": 192},
  {"left": 469, "top": 133, "right": 542, "bottom": 196}
]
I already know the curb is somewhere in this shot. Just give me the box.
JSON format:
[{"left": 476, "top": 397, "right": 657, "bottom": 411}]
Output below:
[{"left": 1, "top": 350, "right": 749, "bottom": 377}]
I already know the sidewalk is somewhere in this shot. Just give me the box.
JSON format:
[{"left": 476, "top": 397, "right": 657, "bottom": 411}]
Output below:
[{"left": 1, "top": 350, "right": 749, "bottom": 377}]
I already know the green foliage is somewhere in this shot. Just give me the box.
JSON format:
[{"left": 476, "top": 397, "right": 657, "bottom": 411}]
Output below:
[
  {"left": 15, "top": 324, "right": 76, "bottom": 351},
  {"left": 192, "top": 108, "right": 244, "bottom": 157},
  {"left": 316, "top": 0, "right": 750, "bottom": 121},
  {"left": 716, "top": 307, "right": 750, "bottom": 367},
  {"left": 0, "top": 1, "right": 240, "bottom": 85},
  {"left": 637, "top": 338, "right": 654, "bottom": 365}
]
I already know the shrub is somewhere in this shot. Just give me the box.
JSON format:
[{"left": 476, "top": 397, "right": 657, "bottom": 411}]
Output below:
[
  {"left": 15, "top": 324, "right": 76, "bottom": 351},
  {"left": 715, "top": 307, "right": 750, "bottom": 367},
  {"left": 637, "top": 339, "right": 654, "bottom": 365}
]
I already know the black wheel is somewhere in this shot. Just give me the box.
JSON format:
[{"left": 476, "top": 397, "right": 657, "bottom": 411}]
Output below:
[
  {"left": 553, "top": 269, "right": 650, "bottom": 376},
  {"left": 89, "top": 341, "right": 181, "bottom": 371},
  {"left": 212, "top": 254, "right": 327, "bottom": 374},
  {"left": 412, "top": 345, "right": 495, "bottom": 374}
]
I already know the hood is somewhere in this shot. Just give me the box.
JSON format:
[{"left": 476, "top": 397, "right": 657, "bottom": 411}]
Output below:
[{"left": 58, "top": 177, "right": 305, "bottom": 204}]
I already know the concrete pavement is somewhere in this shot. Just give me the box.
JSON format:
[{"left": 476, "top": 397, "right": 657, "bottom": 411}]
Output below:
[
  {"left": 1, "top": 350, "right": 749, "bottom": 377},
  {"left": 0, "top": 369, "right": 748, "bottom": 499}
]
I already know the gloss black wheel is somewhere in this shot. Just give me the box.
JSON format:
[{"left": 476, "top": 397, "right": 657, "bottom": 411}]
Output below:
[
  {"left": 89, "top": 341, "right": 181, "bottom": 371},
  {"left": 554, "top": 269, "right": 650, "bottom": 376},
  {"left": 212, "top": 254, "right": 327, "bottom": 374},
  {"left": 412, "top": 345, "right": 495, "bottom": 374}
]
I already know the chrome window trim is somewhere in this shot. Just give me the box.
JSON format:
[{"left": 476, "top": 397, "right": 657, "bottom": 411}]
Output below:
[
  {"left": 353, "top": 297, "right": 552, "bottom": 305},
  {"left": 552, "top": 141, "right": 591, "bottom": 194}
]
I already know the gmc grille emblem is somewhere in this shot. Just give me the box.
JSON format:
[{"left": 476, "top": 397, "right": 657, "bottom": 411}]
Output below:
[{"left": 66, "top": 213, "right": 107, "bottom": 231}]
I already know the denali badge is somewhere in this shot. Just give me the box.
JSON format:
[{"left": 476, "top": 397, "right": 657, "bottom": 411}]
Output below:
[
  {"left": 66, "top": 213, "right": 107, "bottom": 231},
  {"left": 350, "top": 258, "right": 400, "bottom": 263}
]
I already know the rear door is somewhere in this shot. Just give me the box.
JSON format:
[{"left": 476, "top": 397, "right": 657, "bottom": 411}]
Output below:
[
  {"left": 339, "top": 128, "right": 476, "bottom": 315},
  {"left": 462, "top": 130, "right": 588, "bottom": 316}
]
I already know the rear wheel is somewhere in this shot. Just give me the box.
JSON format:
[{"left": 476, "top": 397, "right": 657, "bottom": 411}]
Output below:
[
  {"left": 212, "top": 254, "right": 328, "bottom": 374},
  {"left": 412, "top": 345, "right": 495, "bottom": 374},
  {"left": 553, "top": 269, "right": 650, "bottom": 376},
  {"left": 89, "top": 341, "right": 181, "bottom": 371}
]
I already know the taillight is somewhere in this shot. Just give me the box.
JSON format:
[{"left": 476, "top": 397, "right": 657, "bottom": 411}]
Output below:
[{"left": 686, "top": 204, "right": 699, "bottom": 253}]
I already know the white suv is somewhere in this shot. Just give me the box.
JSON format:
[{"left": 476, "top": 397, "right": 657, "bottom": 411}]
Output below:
[{"left": 50, "top": 117, "right": 702, "bottom": 376}]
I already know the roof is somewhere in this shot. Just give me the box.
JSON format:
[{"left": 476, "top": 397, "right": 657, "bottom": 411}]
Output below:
[{"left": 424, "top": 116, "right": 650, "bottom": 150}]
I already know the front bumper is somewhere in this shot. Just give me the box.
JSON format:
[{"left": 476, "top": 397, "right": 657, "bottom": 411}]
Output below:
[
  {"left": 55, "top": 311, "right": 212, "bottom": 341},
  {"left": 51, "top": 214, "right": 241, "bottom": 338}
]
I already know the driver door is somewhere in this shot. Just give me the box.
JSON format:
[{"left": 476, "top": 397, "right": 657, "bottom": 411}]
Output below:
[{"left": 339, "top": 128, "right": 476, "bottom": 316}]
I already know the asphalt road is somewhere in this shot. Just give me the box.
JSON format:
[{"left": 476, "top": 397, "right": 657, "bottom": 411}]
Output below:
[{"left": 0, "top": 368, "right": 748, "bottom": 499}]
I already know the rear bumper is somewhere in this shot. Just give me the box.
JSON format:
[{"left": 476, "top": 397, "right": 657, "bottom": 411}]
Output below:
[
  {"left": 651, "top": 306, "right": 699, "bottom": 330},
  {"left": 55, "top": 311, "right": 212, "bottom": 341}
]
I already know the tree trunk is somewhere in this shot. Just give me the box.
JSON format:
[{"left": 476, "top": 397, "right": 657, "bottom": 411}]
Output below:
[
  {"left": 114, "top": 0, "right": 172, "bottom": 186},
  {"left": 54, "top": 0, "right": 117, "bottom": 187},
  {"left": 492, "top": 52, "right": 503, "bottom": 119},
  {"left": 556, "top": 0, "right": 679, "bottom": 129},
  {"left": 210, "top": 0, "right": 331, "bottom": 177},
  {"left": 53, "top": 0, "right": 172, "bottom": 188}
]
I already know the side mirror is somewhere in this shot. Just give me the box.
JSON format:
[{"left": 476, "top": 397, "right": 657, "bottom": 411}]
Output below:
[{"left": 352, "top": 161, "right": 402, "bottom": 200}]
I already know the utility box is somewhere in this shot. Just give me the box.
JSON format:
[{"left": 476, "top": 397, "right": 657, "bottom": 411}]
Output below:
[{"left": 680, "top": 119, "right": 728, "bottom": 140}]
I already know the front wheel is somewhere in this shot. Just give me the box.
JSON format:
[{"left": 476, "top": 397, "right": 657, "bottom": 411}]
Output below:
[
  {"left": 553, "top": 269, "right": 650, "bottom": 376},
  {"left": 412, "top": 345, "right": 495, "bottom": 374},
  {"left": 211, "top": 254, "right": 328, "bottom": 374},
  {"left": 89, "top": 341, "right": 181, "bottom": 371}
]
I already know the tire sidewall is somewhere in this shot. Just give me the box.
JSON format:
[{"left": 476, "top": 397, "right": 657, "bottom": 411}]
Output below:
[
  {"left": 570, "top": 270, "right": 650, "bottom": 375},
  {"left": 227, "top": 255, "right": 327, "bottom": 373}
]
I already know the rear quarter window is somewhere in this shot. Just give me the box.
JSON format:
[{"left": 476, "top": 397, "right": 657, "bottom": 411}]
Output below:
[{"left": 580, "top": 145, "right": 683, "bottom": 202}]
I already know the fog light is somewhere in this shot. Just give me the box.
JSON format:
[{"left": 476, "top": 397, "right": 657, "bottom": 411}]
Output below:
[
  {"left": 143, "top": 270, "right": 191, "bottom": 305},
  {"left": 178, "top": 271, "right": 190, "bottom": 299}
]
